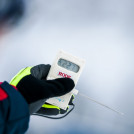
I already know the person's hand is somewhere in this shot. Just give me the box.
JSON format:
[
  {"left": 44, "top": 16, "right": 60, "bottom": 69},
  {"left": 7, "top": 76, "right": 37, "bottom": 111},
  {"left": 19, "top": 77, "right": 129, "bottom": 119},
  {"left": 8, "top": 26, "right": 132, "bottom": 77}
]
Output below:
[{"left": 10, "top": 64, "right": 75, "bottom": 112}]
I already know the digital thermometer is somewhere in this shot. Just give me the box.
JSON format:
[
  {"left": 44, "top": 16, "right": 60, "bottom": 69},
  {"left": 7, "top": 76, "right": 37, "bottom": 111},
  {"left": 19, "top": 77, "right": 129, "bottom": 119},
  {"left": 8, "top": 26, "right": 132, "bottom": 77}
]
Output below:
[
  {"left": 46, "top": 50, "right": 85, "bottom": 110},
  {"left": 45, "top": 50, "right": 124, "bottom": 115}
]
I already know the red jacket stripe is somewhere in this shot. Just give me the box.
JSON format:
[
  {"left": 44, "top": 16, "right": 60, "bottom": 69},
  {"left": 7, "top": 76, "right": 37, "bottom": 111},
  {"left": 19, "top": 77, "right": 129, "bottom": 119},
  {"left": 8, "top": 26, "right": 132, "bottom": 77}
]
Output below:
[{"left": 0, "top": 82, "right": 17, "bottom": 101}]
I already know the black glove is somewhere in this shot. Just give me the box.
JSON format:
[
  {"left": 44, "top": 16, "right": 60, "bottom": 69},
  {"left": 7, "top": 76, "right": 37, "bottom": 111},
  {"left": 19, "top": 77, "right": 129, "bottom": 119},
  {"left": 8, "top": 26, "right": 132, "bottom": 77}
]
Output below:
[
  {"left": 10, "top": 64, "right": 75, "bottom": 104},
  {"left": 17, "top": 75, "right": 74, "bottom": 104}
]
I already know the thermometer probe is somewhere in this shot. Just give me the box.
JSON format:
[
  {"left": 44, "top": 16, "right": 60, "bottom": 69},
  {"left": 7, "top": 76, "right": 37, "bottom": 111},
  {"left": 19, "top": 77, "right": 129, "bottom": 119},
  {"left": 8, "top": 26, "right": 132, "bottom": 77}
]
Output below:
[{"left": 78, "top": 92, "right": 124, "bottom": 115}]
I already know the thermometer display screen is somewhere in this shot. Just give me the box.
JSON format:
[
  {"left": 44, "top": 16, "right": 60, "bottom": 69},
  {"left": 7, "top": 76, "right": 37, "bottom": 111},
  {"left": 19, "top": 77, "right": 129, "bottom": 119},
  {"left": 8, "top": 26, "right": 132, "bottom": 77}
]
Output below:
[{"left": 58, "top": 58, "right": 80, "bottom": 73}]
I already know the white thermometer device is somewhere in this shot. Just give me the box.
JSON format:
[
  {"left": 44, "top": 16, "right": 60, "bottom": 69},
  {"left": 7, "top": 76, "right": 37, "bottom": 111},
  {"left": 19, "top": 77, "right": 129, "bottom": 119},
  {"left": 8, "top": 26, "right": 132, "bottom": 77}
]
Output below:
[{"left": 46, "top": 50, "right": 85, "bottom": 110}]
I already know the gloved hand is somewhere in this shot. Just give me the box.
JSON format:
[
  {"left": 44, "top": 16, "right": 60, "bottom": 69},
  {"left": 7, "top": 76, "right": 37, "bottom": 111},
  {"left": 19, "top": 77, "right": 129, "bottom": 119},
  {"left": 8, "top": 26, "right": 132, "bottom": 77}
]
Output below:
[
  {"left": 31, "top": 65, "right": 75, "bottom": 117},
  {"left": 10, "top": 64, "right": 75, "bottom": 113}
]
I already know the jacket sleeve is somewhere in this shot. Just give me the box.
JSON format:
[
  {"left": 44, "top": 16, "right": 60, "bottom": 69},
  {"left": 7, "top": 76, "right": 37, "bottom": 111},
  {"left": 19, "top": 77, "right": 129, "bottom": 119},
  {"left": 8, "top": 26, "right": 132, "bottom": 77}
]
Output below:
[{"left": 0, "top": 81, "right": 30, "bottom": 134}]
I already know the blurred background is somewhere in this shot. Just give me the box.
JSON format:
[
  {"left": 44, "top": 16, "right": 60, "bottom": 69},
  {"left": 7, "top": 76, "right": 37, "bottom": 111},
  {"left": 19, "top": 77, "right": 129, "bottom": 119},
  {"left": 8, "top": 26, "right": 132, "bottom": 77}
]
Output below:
[{"left": 0, "top": 0, "right": 134, "bottom": 134}]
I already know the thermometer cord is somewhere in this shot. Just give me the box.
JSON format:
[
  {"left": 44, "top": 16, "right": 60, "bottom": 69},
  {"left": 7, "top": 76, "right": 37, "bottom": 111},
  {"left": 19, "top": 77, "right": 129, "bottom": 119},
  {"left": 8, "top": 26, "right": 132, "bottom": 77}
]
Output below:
[{"left": 79, "top": 92, "right": 124, "bottom": 115}]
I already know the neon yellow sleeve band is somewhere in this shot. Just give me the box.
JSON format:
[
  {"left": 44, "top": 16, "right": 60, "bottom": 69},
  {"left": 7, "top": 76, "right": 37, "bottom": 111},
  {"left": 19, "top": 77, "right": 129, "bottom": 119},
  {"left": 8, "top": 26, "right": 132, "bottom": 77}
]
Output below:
[
  {"left": 10, "top": 67, "right": 32, "bottom": 86},
  {"left": 42, "top": 104, "right": 60, "bottom": 110}
]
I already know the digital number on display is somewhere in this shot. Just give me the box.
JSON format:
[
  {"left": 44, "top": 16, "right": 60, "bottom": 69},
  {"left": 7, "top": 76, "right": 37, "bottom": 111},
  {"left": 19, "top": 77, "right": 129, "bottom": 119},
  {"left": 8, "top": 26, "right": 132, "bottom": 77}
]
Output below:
[{"left": 58, "top": 58, "right": 80, "bottom": 73}]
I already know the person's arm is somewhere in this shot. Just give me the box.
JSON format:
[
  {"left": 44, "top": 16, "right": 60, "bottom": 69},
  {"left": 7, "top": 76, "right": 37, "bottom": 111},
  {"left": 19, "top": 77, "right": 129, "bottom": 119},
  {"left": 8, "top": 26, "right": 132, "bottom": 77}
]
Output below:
[{"left": 0, "top": 64, "right": 74, "bottom": 134}]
